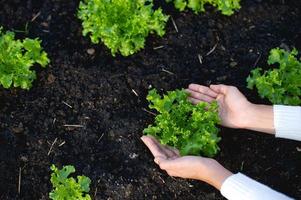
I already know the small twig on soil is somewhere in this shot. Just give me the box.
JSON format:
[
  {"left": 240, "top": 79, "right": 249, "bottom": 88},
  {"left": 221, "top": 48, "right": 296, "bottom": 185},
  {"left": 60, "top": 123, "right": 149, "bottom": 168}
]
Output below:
[
  {"left": 94, "top": 179, "right": 101, "bottom": 197},
  {"left": 52, "top": 118, "right": 56, "bottom": 125},
  {"left": 58, "top": 141, "right": 66, "bottom": 147},
  {"left": 48, "top": 138, "right": 58, "bottom": 156},
  {"left": 94, "top": 187, "right": 98, "bottom": 197},
  {"left": 206, "top": 43, "right": 218, "bottom": 56},
  {"left": 158, "top": 175, "right": 165, "bottom": 184},
  {"left": 240, "top": 161, "right": 244, "bottom": 171},
  {"left": 62, "top": 101, "right": 73, "bottom": 109},
  {"left": 170, "top": 177, "right": 177, "bottom": 181},
  {"left": 22, "top": 164, "right": 28, "bottom": 171},
  {"left": 109, "top": 73, "right": 125, "bottom": 79},
  {"left": 142, "top": 108, "right": 156, "bottom": 116},
  {"left": 161, "top": 68, "right": 175, "bottom": 75},
  {"left": 131, "top": 89, "right": 139, "bottom": 97},
  {"left": 170, "top": 16, "right": 178, "bottom": 33},
  {"left": 97, "top": 133, "right": 105, "bottom": 142},
  {"left": 253, "top": 53, "right": 261, "bottom": 68},
  {"left": 198, "top": 54, "right": 203, "bottom": 64},
  {"left": 216, "top": 35, "right": 220, "bottom": 42},
  {"left": 18, "top": 167, "right": 22, "bottom": 194},
  {"left": 63, "top": 124, "right": 84, "bottom": 128},
  {"left": 153, "top": 46, "right": 164, "bottom": 50},
  {"left": 31, "top": 11, "right": 41, "bottom": 22}
]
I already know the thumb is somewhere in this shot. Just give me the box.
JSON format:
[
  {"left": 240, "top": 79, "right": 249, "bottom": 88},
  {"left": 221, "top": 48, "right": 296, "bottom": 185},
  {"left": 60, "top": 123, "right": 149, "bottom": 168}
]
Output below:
[
  {"left": 154, "top": 157, "right": 175, "bottom": 170},
  {"left": 154, "top": 156, "right": 166, "bottom": 165},
  {"left": 210, "top": 84, "right": 229, "bottom": 95}
]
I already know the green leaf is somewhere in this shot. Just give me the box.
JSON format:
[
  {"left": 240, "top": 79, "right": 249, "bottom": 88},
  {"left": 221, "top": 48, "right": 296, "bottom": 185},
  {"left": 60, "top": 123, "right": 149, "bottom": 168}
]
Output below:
[
  {"left": 143, "top": 125, "right": 161, "bottom": 135},
  {"left": 247, "top": 48, "right": 301, "bottom": 105},
  {"left": 268, "top": 48, "right": 282, "bottom": 64},
  {"left": 0, "top": 27, "right": 49, "bottom": 90},
  {"left": 78, "top": 176, "right": 91, "bottom": 193},
  {"left": 49, "top": 165, "right": 92, "bottom": 200},
  {"left": 175, "top": 0, "right": 187, "bottom": 11},
  {"left": 0, "top": 74, "right": 13, "bottom": 88},
  {"left": 144, "top": 88, "right": 221, "bottom": 156},
  {"left": 78, "top": 0, "right": 169, "bottom": 56},
  {"left": 167, "top": 0, "right": 241, "bottom": 15}
]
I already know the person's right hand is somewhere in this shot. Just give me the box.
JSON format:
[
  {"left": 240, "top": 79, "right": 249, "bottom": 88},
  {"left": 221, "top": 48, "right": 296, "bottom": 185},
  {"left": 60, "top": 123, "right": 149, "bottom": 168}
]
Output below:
[{"left": 186, "top": 84, "right": 254, "bottom": 129}]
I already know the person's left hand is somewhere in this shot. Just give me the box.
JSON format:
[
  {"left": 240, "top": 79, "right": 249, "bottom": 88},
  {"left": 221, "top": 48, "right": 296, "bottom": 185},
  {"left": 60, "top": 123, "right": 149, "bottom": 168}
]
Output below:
[{"left": 141, "top": 135, "right": 232, "bottom": 189}]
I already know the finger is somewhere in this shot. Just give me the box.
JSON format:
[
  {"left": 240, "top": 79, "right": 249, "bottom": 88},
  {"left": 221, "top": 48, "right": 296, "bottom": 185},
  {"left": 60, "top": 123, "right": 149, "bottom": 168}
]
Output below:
[
  {"left": 155, "top": 157, "right": 175, "bottom": 170},
  {"left": 187, "top": 90, "right": 215, "bottom": 103},
  {"left": 145, "top": 136, "right": 179, "bottom": 158},
  {"left": 161, "top": 147, "right": 178, "bottom": 158},
  {"left": 154, "top": 156, "right": 167, "bottom": 165},
  {"left": 210, "top": 84, "right": 230, "bottom": 94},
  {"left": 188, "top": 97, "right": 202, "bottom": 105},
  {"left": 158, "top": 145, "right": 179, "bottom": 159},
  {"left": 156, "top": 157, "right": 185, "bottom": 171},
  {"left": 141, "top": 136, "right": 167, "bottom": 159},
  {"left": 165, "top": 146, "right": 180, "bottom": 157},
  {"left": 216, "top": 94, "right": 225, "bottom": 102},
  {"left": 144, "top": 135, "right": 160, "bottom": 143},
  {"left": 188, "top": 84, "right": 218, "bottom": 98},
  {"left": 166, "top": 170, "right": 177, "bottom": 177}
]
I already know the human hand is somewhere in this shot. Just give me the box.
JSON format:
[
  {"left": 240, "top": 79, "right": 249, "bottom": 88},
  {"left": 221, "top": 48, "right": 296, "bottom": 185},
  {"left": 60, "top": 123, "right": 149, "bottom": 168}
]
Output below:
[
  {"left": 186, "top": 84, "right": 253, "bottom": 129},
  {"left": 141, "top": 135, "right": 232, "bottom": 190}
]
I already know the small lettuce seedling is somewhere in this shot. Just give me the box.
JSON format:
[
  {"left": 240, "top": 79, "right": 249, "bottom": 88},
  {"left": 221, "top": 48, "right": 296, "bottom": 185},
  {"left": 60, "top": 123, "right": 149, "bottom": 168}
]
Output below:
[
  {"left": 166, "top": 0, "right": 241, "bottom": 15},
  {"left": 247, "top": 48, "right": 301, "bottom": 105},
  {"left": 0, "top": 27, "right": 49, "bottom": 90},
  {"left": 49, "top": 165, "right": 91, "bottom": 200},
  {"left": 78, "top": 0, "right": 169, "bottom": 56},
  {"left": 143, "top": 89, "right": 221, "bottom": 157}
]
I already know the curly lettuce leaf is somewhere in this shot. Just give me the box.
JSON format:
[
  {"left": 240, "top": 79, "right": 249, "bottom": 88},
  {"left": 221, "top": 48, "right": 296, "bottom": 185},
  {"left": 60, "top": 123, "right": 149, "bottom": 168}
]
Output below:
[
  {"left": 78, "top": 0, "right": 169, "bottom": 56},
  {"left": 144, "top": 89, "right": 221, "bottom": 157},
  {"left": 166, "top": 0, "right": 241, "bottom": 15},
  {"left": 49, "top": 165, "right": 91, "bottom": 200},
  {"left": 247, "top": 48, "right": 301, "bottom": 105},
  {"left": 0, "top": 27, "right": 49, "bottom": 90}
]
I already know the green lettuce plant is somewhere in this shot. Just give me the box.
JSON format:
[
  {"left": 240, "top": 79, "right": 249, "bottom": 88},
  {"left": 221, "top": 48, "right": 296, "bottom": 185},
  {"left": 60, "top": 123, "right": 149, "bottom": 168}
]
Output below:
[
  {"left": 143, "top": 89, "right": 221, "bottom": 157},
  {"left": 78, "top": 0, "right": 169, "bottom": 56},
  {"left": 0, "top": 27, "right": 49, "bottom": 90},
  {"left": 247, "top": 48, "right": 301, "bottom": 105},
  {"left": 166, "top": 0, "right": 241, "bottom": 15},
  {"left": 49, "top": 165, "right": 91, "bottom": 200}
]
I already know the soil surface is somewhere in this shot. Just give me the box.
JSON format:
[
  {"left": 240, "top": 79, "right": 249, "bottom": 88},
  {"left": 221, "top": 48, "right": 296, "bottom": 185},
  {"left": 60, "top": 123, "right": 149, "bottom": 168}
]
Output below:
[{"left": 0, "top": 0, "right": 301, "bottom": 199}]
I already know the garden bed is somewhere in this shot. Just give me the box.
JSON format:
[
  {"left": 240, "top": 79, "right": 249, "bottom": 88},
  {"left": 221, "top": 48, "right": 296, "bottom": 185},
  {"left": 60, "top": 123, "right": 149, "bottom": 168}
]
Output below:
[{"left": 0, "top": 0, "right": 301, "bottom": 199}]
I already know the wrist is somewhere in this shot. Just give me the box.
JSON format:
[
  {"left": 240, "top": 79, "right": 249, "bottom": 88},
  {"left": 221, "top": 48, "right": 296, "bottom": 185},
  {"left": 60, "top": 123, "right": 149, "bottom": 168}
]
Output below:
[
  {"left": 199, "top": 159, "right": 233, "bottom": 190},
  {"left": 239, "top": 103, "right": 258, "bottom": 129},
  {"left": 241, "top": 103, "right": 275, "bottom": 134}
]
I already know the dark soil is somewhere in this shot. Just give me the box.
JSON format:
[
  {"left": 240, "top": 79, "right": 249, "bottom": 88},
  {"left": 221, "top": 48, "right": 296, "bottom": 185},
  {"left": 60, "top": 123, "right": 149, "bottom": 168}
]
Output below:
[{"left": 0, "top": 0, "right": 301, "bottom": 199}]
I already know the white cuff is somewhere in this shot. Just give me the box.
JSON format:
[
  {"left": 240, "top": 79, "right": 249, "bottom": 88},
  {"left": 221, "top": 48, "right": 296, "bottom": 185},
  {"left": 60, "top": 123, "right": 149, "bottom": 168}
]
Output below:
[
  {"left": 220, "top": 173, "right": 292, "bottom": 200},
  {"left": 274, "top": 105, "right": 301, "bottom": 141}
]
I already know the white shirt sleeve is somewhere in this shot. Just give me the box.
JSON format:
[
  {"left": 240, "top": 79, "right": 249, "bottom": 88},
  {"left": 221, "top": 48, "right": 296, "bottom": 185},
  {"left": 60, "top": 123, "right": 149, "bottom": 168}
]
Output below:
[
  {"left": 220, "top": 106, "right": 300, "bottom": 199},
  {"left": 274, "top": 105, "right": 301, "bottom": 141},
  {"left": 220, "top": 173, "right": 293, "bottom": 200}
]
